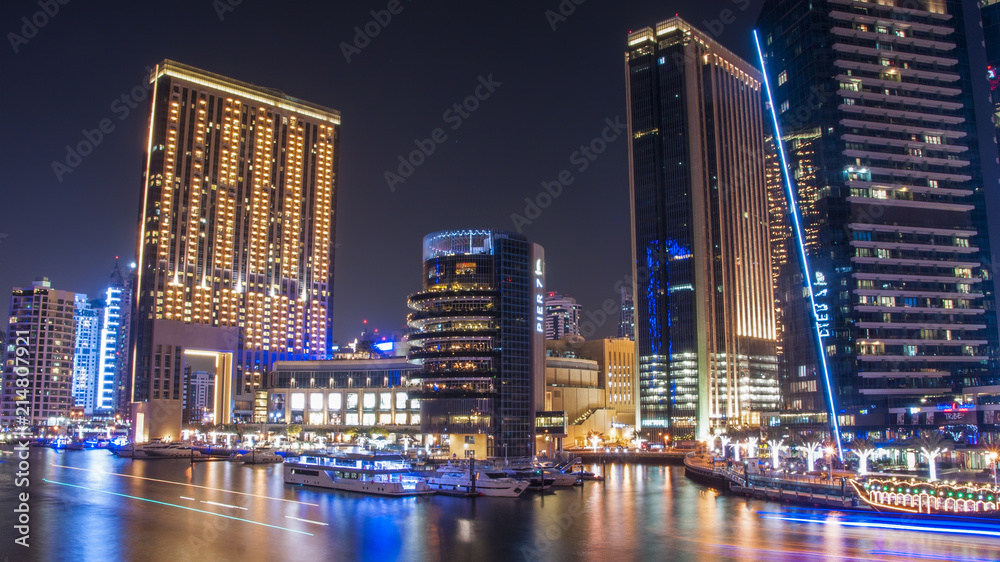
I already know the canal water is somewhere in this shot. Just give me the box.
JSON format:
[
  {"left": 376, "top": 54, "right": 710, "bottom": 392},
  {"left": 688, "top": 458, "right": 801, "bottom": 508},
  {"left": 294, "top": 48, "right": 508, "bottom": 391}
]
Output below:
[{"left": 2, "top": 448, "right": 999, "bottom": 561}]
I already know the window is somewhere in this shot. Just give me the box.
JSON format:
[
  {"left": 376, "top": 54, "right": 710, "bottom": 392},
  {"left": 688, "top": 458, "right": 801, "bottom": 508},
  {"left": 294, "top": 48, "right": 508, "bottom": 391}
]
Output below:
[
  {"left": 380, "top": 392, "right": 391, "bottom": 410},
  {"left": 923, "top": 134, "right": 942, "bottom": 145},
  {"left": 780, "top": 100, "right": 790, "bottom": 113},
  {"left": 309, "top": 393, "right": 323, "bottom": 410},
  {"left": 362, "top": 413, "right": 376, "bottom": 426},
  {"left": 328, "top": 392, "right": 342, "bottom": 410},
  {"left": 904, "top": 345, "right": 918, "bottom": 356},
  {"left": 928, "top": 179, "right": 939, "bottom": 188},
  {"left": 346, "top": 413, "right": 359, "bottom": 426},
  {"left": 942, "top": 299, "right": 954, "bottom": 309},
  {"left": 290, "top": 393, "right": 305, "bottom": 410},
  {"left": 777, "top": 70, "right": 787, "bottom": 86},
  {"left": 347, "top": 392, "right": 358, "bottom": 410},
  {"left": 396, "top": 392, "right": 408, "bottom": 409},
  {"left": 363, "top": 393, "right": 376, "bottom": 410}
]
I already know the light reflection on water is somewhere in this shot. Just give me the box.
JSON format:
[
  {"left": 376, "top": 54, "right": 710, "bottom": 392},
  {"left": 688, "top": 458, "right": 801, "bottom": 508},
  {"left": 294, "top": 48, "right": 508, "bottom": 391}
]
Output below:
[{"left": 2, "top": 449, "right": 1000, "bottom": 561}]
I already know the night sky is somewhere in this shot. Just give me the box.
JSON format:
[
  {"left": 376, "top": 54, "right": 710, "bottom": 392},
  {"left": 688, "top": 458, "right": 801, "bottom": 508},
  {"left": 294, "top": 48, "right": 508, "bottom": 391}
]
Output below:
[{"left": 1, "top": 0, "right": 997, "bottom": 344}]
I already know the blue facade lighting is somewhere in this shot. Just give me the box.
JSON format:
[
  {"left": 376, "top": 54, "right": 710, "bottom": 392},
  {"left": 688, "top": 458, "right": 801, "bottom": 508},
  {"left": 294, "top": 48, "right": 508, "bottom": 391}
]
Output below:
[{"left": 753, "top": 29, "right": 843, "bottom": 461}]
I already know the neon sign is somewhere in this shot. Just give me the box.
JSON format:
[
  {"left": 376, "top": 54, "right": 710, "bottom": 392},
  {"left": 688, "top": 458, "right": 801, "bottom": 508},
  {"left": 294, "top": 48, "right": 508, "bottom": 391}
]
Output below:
[
  {"left": 754, "top": 29, "right": 843, "bottom": 461},
  {"left": 535, "top": 259, "right": 544, "bottom": 333}
]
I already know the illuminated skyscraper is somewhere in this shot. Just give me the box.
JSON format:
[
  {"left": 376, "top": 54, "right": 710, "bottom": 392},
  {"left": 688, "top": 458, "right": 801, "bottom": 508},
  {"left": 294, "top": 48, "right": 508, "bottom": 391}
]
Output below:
[
  {"left": 625, "top": 18, "right": 779, "bottom": 440},
  {"left": 94, "top": 262, "right": 127, "bottom": 415},
  {"left": 72, "top": 294, "right": 101, "bottom": 414},
  {"left": 130, "top": 60, "right": 340, "bottom": 439},
  {"left": 544, "top": 292, "right": 581, "bottom": 340},
  {"left": 757, "top": 0, "right": 999, "bottom": 442},
  {"left": 1, "top": 278, "right": 78, "bottom": 427},
  {"left": 617, "top": 286, "right": 634, "bottom": 340},
  {"left": 982, "top": 1, "right": 1000, "bottom": 132},
  {"left": 406, "top": 230, "right": 546, "bottom": 458}
]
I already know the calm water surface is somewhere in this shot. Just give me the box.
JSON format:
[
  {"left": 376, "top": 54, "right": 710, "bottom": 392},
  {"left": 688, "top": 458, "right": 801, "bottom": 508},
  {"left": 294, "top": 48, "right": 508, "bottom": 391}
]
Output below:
[{"left": 2, "top": 448, "right": 1000, "bottom": 561}]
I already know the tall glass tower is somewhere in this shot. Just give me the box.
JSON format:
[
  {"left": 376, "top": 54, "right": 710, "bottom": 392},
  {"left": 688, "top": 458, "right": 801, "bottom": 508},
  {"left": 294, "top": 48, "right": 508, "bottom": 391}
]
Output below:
[
  {"left": 130, "top": 60, "right": 340, "bottom": 439},
  {"left": 757, "top": 0, "right": 999, "bottom": 441},
  {"left": 626, "top": 18, "right": 779, "bottom": 440},
  {"left": 406, "top": 230, "right": 545, "bottom": 458}
]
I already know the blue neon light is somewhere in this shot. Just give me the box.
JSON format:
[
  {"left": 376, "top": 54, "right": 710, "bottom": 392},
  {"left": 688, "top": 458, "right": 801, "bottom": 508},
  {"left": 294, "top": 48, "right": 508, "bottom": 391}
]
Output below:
[
  {"left": 753, "top": 29, "right": 843, "bottom": 461},
  {"left": 646, "top": 243, "right": 662, "bottom": 355}
]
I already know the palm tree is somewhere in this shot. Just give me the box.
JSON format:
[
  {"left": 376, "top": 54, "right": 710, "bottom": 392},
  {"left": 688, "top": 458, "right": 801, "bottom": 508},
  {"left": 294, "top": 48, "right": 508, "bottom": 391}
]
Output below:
[
  {"left": 803, "top": 441, "right": 823, "bottom": 472},
  {"left": 914, "top": 432, "right": 949, "bottom": 482},
  {"left": 586, "top": 430, "right": 604, "bottom": 452},
  {"left": 851, "top": 439, "right": 877, "bottom": 476},
  {"left": 727, "top": 427, "right": 751, "bottom": 462},
  {"left": 769, "top": 438, "right": 786, "bottom": 470}
]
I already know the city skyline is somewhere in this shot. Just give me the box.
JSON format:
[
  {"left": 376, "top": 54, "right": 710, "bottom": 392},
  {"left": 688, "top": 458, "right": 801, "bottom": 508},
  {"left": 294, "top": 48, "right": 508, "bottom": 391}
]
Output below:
[{"left": 0, "top": 1, "right": 851, "bottom": 346}]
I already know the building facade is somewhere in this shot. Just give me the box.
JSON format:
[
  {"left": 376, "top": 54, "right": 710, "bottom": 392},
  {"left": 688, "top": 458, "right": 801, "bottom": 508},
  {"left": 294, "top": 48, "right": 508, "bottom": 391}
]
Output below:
[
  {"left": 1, "top": 279, "right": 78, "bottom": 427},
  {"left": 982, "top": 1, "right": 1000, "bottom": 133},
  {"left": 757, "top": 0, "right": 1000, "bottom": 442},
  {"left": 405, "top": 229, "right": 546, "bottom": 458},
  {"left": 129, "top": 60, "right": 341, "bottom": 440},
  {"left": 626, "top": 18, "right": 779, "bottom": 440},
  {"left": 544, "top": 292, "right": 582, "bottom": 340},
  {"left": 72, "top": 295, "right": 101, "bottom": 415},
  {"left": 617, "top": 286, "right": 635, "bottom": 340}
]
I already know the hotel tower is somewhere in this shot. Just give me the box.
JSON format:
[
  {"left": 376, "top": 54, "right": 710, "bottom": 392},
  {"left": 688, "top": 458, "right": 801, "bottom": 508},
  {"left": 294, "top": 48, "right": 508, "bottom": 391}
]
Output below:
[
  {"left": 130, "top": 60, "right": 340, "bottom": 439},
  {"left": 626, "top": 18, "right": 779, "bottom": 441}
]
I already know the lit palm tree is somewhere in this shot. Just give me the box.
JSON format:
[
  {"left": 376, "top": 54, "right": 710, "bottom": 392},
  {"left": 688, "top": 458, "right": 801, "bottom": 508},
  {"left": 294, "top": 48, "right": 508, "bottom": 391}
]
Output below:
[
  {"left": 914, "top": 432, "right": 949, "bottom": 482},
  {"left": 851, "top": 439, "right": 876, "bottom": 476},
  {"left": 586, "top": 430, "right": 605, "bottom": 452},
  {"left": 803, "top": 441, "right": 823, "bottom": 472},
  {"left": 770, "top": 439, "right": 786, "bottom": 470}
]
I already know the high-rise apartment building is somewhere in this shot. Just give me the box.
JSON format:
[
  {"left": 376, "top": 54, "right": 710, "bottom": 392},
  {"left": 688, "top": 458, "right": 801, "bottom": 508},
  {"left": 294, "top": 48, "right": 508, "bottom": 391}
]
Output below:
[
  {"left": 626, "top": 18, "right": 779, "bottom": 440},
  {"left": 757, "top": 0, "right": 999, "bottom": 441},
  {"left": 130, "top": 60, "right": 341, "bottom": 440},
  {"left": 94, "top": 262, "right": 127, "bottom": 415},
  {"left": 544, "top": 292, "right": 582, "bottom": 340},
  {"left": 1, "top": 278, "right": 78, "bottom": 427},
  {"left": 72, "top": 295, "right": 101, "bottom": 414},
  {"left": 982, "top": 1, "right": 1000, "bottom": 131},
  {"left": 406, "top": 230, "right": 546, "bottom": 458}
]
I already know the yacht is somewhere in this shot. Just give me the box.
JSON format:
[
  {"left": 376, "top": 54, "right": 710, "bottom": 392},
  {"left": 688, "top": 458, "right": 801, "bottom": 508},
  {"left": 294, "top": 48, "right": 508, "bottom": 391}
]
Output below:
[
  {"left": 230, "top": 448, "right": 283, "bottom": 464},
  {"left": 427, "top": 465, "right": 530, "bottom": 497},
  {"left": 111, "top": 441, "right": 201, "bottom": 459},
  {"left": 284, "top": 452, "right": 433, "bottom": 496}
]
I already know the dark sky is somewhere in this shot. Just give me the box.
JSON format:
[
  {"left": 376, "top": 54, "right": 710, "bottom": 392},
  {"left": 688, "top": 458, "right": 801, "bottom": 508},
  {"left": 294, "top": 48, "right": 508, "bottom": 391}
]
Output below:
[{"left": 1, "top": 0, "right": 996, "bottom": 344}]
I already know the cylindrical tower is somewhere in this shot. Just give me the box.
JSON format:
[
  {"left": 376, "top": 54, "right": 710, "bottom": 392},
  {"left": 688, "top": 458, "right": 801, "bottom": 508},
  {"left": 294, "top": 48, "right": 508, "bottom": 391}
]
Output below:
[{"left": 406, "top": 229, "right": 544, "bottom": 459}]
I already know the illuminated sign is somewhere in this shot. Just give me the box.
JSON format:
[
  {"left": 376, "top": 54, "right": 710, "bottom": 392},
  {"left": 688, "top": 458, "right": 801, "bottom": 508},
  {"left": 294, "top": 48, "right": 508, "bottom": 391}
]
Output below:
[
  {"left": 535, "top": 259, "right": 544, "bottom": 333},
  {"left": 374, "top": 342, "right": 394, "bottom": 352},
  {"left": 755, "top": 29, "right": 843, "bottom": 461},
  {"left": 813, "top": 272, "right": 829, "bottom": 338}
]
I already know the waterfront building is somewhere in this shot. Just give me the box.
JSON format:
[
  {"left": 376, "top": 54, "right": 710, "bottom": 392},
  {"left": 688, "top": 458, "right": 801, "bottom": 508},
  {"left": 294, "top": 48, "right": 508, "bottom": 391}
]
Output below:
[
  {"left": 1, "top": 278, "right": 79, "bottom": 427},
  {"left": 617, "top": 287, "right": 635, "bottom": 340},
  {"left": 266, "top": 358, "right": 421, "bottom": 436},
  {"left": 129, "top": 60, "right": 341, "bottom": 440},
  {"left": 625, "top": 17, "right": 779, "bottom": 440},
  {"left": 544, "top": 292, "right": 582, "bottom": 340},
  {"left": 757, "top": 0, "right": 999, "bottom": 443},
  {"left": 93, "top": 262, "right": 128, "bottom": 416},
  {"left": 113, "top": 262, "right": 136, "bottom": 419},
  {"left": 982, "top": 1, "right": 1000, "bottom": 134},
  {"left": 72, "top": 295, "right": 101, "bottom": 414},
  {"left": 405, "top": 229, "right": 546, "bottom": 458}
]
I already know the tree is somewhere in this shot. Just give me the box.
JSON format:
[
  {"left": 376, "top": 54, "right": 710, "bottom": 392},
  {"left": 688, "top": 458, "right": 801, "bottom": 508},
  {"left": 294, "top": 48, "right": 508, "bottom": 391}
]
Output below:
[
  {"left": 851, "top": 439, "right": 877, "bottom": 476},
  {"left": 803, "top": 441, "right": 823, "bottom": 473},
  {"left": 287, "top": 424, "right": 303, "bottom": 442},
  {"left": 914, "top": 432, "right": 948, "bottom": 482},
  {"left": 769, "top": 439, "right": 786, "bottom": 470},
  {"left": 586, "top": 431, "right": 604, "bottom": 452},
  {"left": 718, "top": 434, "right": 732, "bottom": 458}
]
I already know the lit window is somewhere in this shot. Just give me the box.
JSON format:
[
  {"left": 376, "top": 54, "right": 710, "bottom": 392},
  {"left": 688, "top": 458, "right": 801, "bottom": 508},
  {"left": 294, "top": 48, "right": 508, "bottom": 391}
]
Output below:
[{"left": 777, "top": 70, "right": 787, "bottom": 86}]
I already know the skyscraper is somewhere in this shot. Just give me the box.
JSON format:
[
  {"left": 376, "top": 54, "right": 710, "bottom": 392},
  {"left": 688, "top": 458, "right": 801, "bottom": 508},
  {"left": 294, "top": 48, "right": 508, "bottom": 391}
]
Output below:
[
  {"left": 544, "top": 292, "right": 582, "bottom": 340},
  {"left": 626, "top": 18, "right": 779, "bottom": 440},
  {"left": 72, "top": 294, "right": 101, "bottom": 414},
  {"left": 982, "top": 1, "right": 1000, "bottom": 132},
  {"left": 616, "top": 286, "right": 635, "bottom": 340},
  {"left": 757, "top": 0, "right": 999, "bottom": 442},
  {"left": 1, "top": 278, "right": 78, "bottom": 427},
  {"left": 130, "top": 60, "right": 341, "bottom": 440},
  {"left": 94, "top": 262, "right": 127, "bottom": 415},
  {"left": 406, "top": 230, "right": 546, "bottom": 458}
]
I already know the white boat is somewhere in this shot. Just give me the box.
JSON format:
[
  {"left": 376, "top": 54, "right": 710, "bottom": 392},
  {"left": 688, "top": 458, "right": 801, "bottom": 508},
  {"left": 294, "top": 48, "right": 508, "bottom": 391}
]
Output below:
[
  {"left": 427, "top": 466, "right": 529, "bottom": 497},
  {"left": 112, "top": 441, "right": 201, "bottom": 459},
  {"left": 231, "top": 448, "right": 283, "bottom": 464},
  {"left": 284, "top": 452, "right": 433, "bottom": 496}
]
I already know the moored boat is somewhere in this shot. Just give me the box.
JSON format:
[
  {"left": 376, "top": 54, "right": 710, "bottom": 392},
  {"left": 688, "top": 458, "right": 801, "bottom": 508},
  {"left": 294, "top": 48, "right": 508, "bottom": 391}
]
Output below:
[
  {"left": 284, "top": 452, "right": 432, "bottom": 496},
  {"left": 427, "top": 467, "right": 530, "bottom": 497},
  {"left": 850, "top": 477, "right": 1000, "bottom": 517}
]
